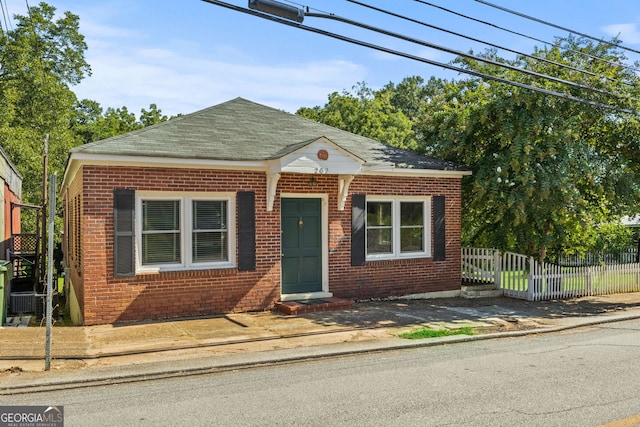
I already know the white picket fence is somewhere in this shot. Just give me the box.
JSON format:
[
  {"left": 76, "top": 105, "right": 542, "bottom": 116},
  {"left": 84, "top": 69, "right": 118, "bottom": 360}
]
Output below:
[{"left": 462, "top": 247, "right": 640, "bottom": 301}]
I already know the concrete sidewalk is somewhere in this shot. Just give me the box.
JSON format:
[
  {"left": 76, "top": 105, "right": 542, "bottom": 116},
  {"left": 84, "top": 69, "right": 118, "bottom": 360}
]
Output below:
[{"left": 2, "top": 293, "right": 640, "bottom": 394}]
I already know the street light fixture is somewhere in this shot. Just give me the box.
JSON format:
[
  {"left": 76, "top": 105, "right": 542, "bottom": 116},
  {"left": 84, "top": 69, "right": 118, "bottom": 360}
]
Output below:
[{"left": 248, "top": 0, "right": 304, "bottom": 23}]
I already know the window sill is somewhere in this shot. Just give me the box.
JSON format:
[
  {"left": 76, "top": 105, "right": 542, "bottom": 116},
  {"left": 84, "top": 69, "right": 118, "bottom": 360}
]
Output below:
[
  {"left": 365, "top": 256, "right": 433, "bottom": 266},
  {"left": 366, "top": 253, "right": 431, "bottom": 262},
  {"left": 136, "top": 262, "right": 236, "bottom": 274}
]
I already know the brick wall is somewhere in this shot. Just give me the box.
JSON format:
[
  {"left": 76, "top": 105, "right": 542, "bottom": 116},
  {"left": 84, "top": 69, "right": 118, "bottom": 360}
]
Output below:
[
  {"left": 65, "top": 166, "right": 85, "bottom": 316},
  {"left": 70, "top": 165, "right": 462, "bottom": 325},
  {"left": 280, "top": 174, "right": 462, "bottom": 300}
]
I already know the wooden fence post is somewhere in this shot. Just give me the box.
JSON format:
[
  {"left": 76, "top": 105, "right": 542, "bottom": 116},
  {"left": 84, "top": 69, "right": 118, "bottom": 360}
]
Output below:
[
  {"left": 494, "top": 249, "right": 501, "bottom": 289},
  {"left": 527, "top": 256, "right": 535, "bottom": 301}
]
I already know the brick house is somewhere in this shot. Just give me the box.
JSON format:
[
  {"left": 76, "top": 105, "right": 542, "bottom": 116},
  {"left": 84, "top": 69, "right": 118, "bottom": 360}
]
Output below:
[{"left": 61, "top": 98, "right": 471, "bottom": 325}]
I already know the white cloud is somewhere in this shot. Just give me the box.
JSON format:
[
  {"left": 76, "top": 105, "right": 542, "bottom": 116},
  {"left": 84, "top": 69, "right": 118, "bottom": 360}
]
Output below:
[
  {"left": 81, "top": 21, "right": 141, "bottom": 40},
  {"left": 3, "top": 0, "right": 367, "bottom": 115},
  {"left": 54, "top": 0, "right": 369, "bottom": 116},
  {"left": 74, "top": 41, "right": 367, "bottom": 116},
  {"left": 602, "top": 23, "right": 640, "bottom": 44}
]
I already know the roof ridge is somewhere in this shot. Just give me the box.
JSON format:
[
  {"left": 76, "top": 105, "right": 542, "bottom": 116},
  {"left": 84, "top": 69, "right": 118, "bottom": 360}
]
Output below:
[{"left": 66, "top": 97, "right": 469, "bottom": 172}]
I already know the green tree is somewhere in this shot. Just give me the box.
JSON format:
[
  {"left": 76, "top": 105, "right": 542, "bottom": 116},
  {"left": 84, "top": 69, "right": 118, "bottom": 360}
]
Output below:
[
  {"left": 71, "top": 101, "right": 171, "bottom": 144},
  {"left": 140, "top": 103, "right": 168, "bottom": 127},
  {"left": 0, "top": 1, "right": 174, "bottom": 249},
  {"left": 70, "top": 98, "right": 104, "bottom": 145},
  {"left": 0, "top": 2, "right": 90, "bottom": 207},
  {"left": 297, "top": 82, "right": 416, "bottom": 150},
  {"left": 1, "top": 3, "right": 172, "bottom": 205},
  {"left": 411, "top": 39, "right": 640, "bottom": 260},
  {"left": 589, "top": 222, "right": 635, "bottom": 257},
  {"left": 302, "top": 40, "right": 640, "bottom": 260}
]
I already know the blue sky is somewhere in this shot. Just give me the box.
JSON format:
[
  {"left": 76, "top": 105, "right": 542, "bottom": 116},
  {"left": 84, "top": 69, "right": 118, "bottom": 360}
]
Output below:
[{"left": 5, "top": 0, "right": 640, "bottom": 116}]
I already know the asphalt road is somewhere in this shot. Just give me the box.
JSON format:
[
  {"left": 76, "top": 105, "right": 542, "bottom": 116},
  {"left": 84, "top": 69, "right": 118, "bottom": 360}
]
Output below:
[{"left": 3, "top": 318, "right": 640, "bottom": 426}]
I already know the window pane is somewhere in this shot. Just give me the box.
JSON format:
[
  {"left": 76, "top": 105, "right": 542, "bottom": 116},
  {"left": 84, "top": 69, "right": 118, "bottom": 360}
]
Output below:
[
  {"left": 400, "top": 202, "right": 424, "bottom": 253},
  {"left": 367, "top": 228, "right": 392, "bottom": 254},
  {"left": 143, "top": 200, "right": 180, "bottom": 231},
  {"left": 142, "top": 233, "right": 181, "bottom": 264},
  {"left": 192, "top": 200, "right": 228, "bottom": 263},
  {"left": 193, "top": 201, "right": 226, "bottom": 230},
  {"left": 142, "top": 200, "right": 181, "bottom": 265},
  {"left": 367, "top": 202, "right": 392, "bottom": 226},
  {"left": 367, "top": 202, "right": 392, "bottom": 255},
  {"left": 193, "top": 231, "right": 228, "bottom": 262},
  {"left": 401, "top": 227, "right": 423, "bottom": 252},
  {"left": 401, "top": 202, "right": 423, "bottom": 226}
]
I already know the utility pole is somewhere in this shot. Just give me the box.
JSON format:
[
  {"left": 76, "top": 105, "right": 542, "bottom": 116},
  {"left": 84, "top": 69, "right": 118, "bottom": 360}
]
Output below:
[
  {"left": 45, "top": 173, "right": 56, "bottom": 371},
  {"left": 40, "top": 134, "right": 49, "bottom": 286}
]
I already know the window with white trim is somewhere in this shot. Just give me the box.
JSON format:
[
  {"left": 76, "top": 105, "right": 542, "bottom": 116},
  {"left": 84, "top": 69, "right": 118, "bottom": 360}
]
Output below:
[
  {"left": 136, "top": 193, "right": 235, "bottom": 271},
  {"left": 142, "top": 200, "right": 181, "bottom": 264},
  {"left": 366, "top": 197, "right": 431, "bottom": 260}
]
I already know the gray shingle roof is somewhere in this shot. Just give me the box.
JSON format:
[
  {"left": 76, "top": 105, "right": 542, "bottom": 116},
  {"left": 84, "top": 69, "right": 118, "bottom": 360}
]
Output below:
[{"left": 71, "top": 97, "right": 468, "bottom": 171}]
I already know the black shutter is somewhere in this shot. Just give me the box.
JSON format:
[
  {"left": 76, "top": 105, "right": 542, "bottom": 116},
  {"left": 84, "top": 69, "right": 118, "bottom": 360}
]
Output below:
[
  {"left": 114, "top": 189, "right": 135, "bottom": 277},
  {"left": 433, "top": 196, "right": 446, "bottom": 261},
  {"left": 237, "top": 191, "right": 256, "bottom": 271},
  {"left": 351, "top": 194, "right": 366, "bottom": 266}
]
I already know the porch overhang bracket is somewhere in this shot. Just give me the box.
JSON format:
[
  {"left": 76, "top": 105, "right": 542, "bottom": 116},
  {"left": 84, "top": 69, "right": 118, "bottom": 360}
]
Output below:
[
  {"left": 338, "top": 174, "right": 355, "bottom": 211},
  {"left": 267, "top": 172, "right": 281, "bottom": 211}
]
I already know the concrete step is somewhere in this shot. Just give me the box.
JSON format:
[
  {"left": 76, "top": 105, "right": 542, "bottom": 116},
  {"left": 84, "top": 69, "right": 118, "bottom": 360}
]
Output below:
[
  {"left": 461, "top": 283, "right": 503, "bottom": 299},
  {"left": 275, "top": 298, "right": 353, "bottom": 315},
  {"left": 460, "top": 289, "right": 503, "bottom": 298},
  {"left": 461, "top": 283, "right": 499, "bottom": 292}
]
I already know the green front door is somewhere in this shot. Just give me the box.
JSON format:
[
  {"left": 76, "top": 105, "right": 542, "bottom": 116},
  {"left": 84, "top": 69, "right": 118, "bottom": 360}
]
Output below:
[{"left": 281, "top": 198, "right": 322, "bottom": 294}]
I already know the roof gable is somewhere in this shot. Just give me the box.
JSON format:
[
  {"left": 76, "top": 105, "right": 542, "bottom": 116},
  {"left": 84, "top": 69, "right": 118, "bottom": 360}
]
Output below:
[{"left": 275, "top": 136, "right": 364, "bottom": 175}]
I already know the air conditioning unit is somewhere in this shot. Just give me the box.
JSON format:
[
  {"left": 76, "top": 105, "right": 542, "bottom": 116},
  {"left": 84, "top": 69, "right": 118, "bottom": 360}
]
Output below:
[{"left": 10, "top": 292, "right": 35, "bottom": 314}]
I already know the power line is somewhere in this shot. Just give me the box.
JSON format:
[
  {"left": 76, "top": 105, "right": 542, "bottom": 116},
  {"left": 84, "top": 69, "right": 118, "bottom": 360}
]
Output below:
[
  {"left": 0, "top": 0, "right": 11, "bottom": 33},
  {"left": 303, "top": 10, "right": 624, "bottom": 100},
  {"left": 413, "top": 0, "right": 640, "bottom": 74},
  {"left": 475, "top": 0, "right": 640, "bottom": 56},
  {"left": 202, "top": 0, "right": 636, "bottom": 115},
  {"left": 346, "top": 0, "right": 630, "bottom": 88}
]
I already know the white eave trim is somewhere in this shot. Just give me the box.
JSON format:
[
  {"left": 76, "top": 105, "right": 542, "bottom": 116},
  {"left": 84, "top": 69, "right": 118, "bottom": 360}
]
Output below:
[
  {"left": 61, "top": 152, "right": 472, "bottom": 198},
  {"left": 361, "top": 166, "right": 472, "bottom": 178},
  {"left": 68, "top": 153, "right": 267, "bottom": 169},
  {"left": 61, "top": 153, "right": 268, "bottom": 189}
]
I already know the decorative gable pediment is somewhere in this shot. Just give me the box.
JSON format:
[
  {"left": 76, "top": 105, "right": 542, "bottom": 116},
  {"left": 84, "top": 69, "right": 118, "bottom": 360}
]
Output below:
[
  {"left": 275, "top": 137, "right": 363, "bottom": 175},
  {"left": 265, "top": 137, "right": 363, "bottom": 211}
]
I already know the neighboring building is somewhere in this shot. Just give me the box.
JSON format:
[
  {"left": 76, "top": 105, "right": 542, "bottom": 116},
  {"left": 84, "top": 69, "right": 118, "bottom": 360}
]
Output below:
[
  {"left": 61, "top": 98, "right": 471, "bottom": 325},
  {"left": 0, "top": 146, "right": 23, "bottom": 322},
  {"left": 621, "top": 215, "right": 640, "bottom": 229},
  {"left": 0, "top": 146, "right": 22, "bottom": 259}
]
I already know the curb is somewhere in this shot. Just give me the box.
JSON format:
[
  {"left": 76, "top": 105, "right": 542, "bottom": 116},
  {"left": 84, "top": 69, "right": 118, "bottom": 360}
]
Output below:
[
  {"left": 0, "top": 326, "right": 362, "bottom": 361},
  {"left": 3, "top": 311, "right": 640, "bottom": 395}
]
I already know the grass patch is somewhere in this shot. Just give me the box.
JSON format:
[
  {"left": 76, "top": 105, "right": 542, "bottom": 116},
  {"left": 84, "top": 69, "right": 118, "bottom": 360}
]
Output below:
[{"left": 400, "top": 326, "right": 474, "bottom": 339}]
